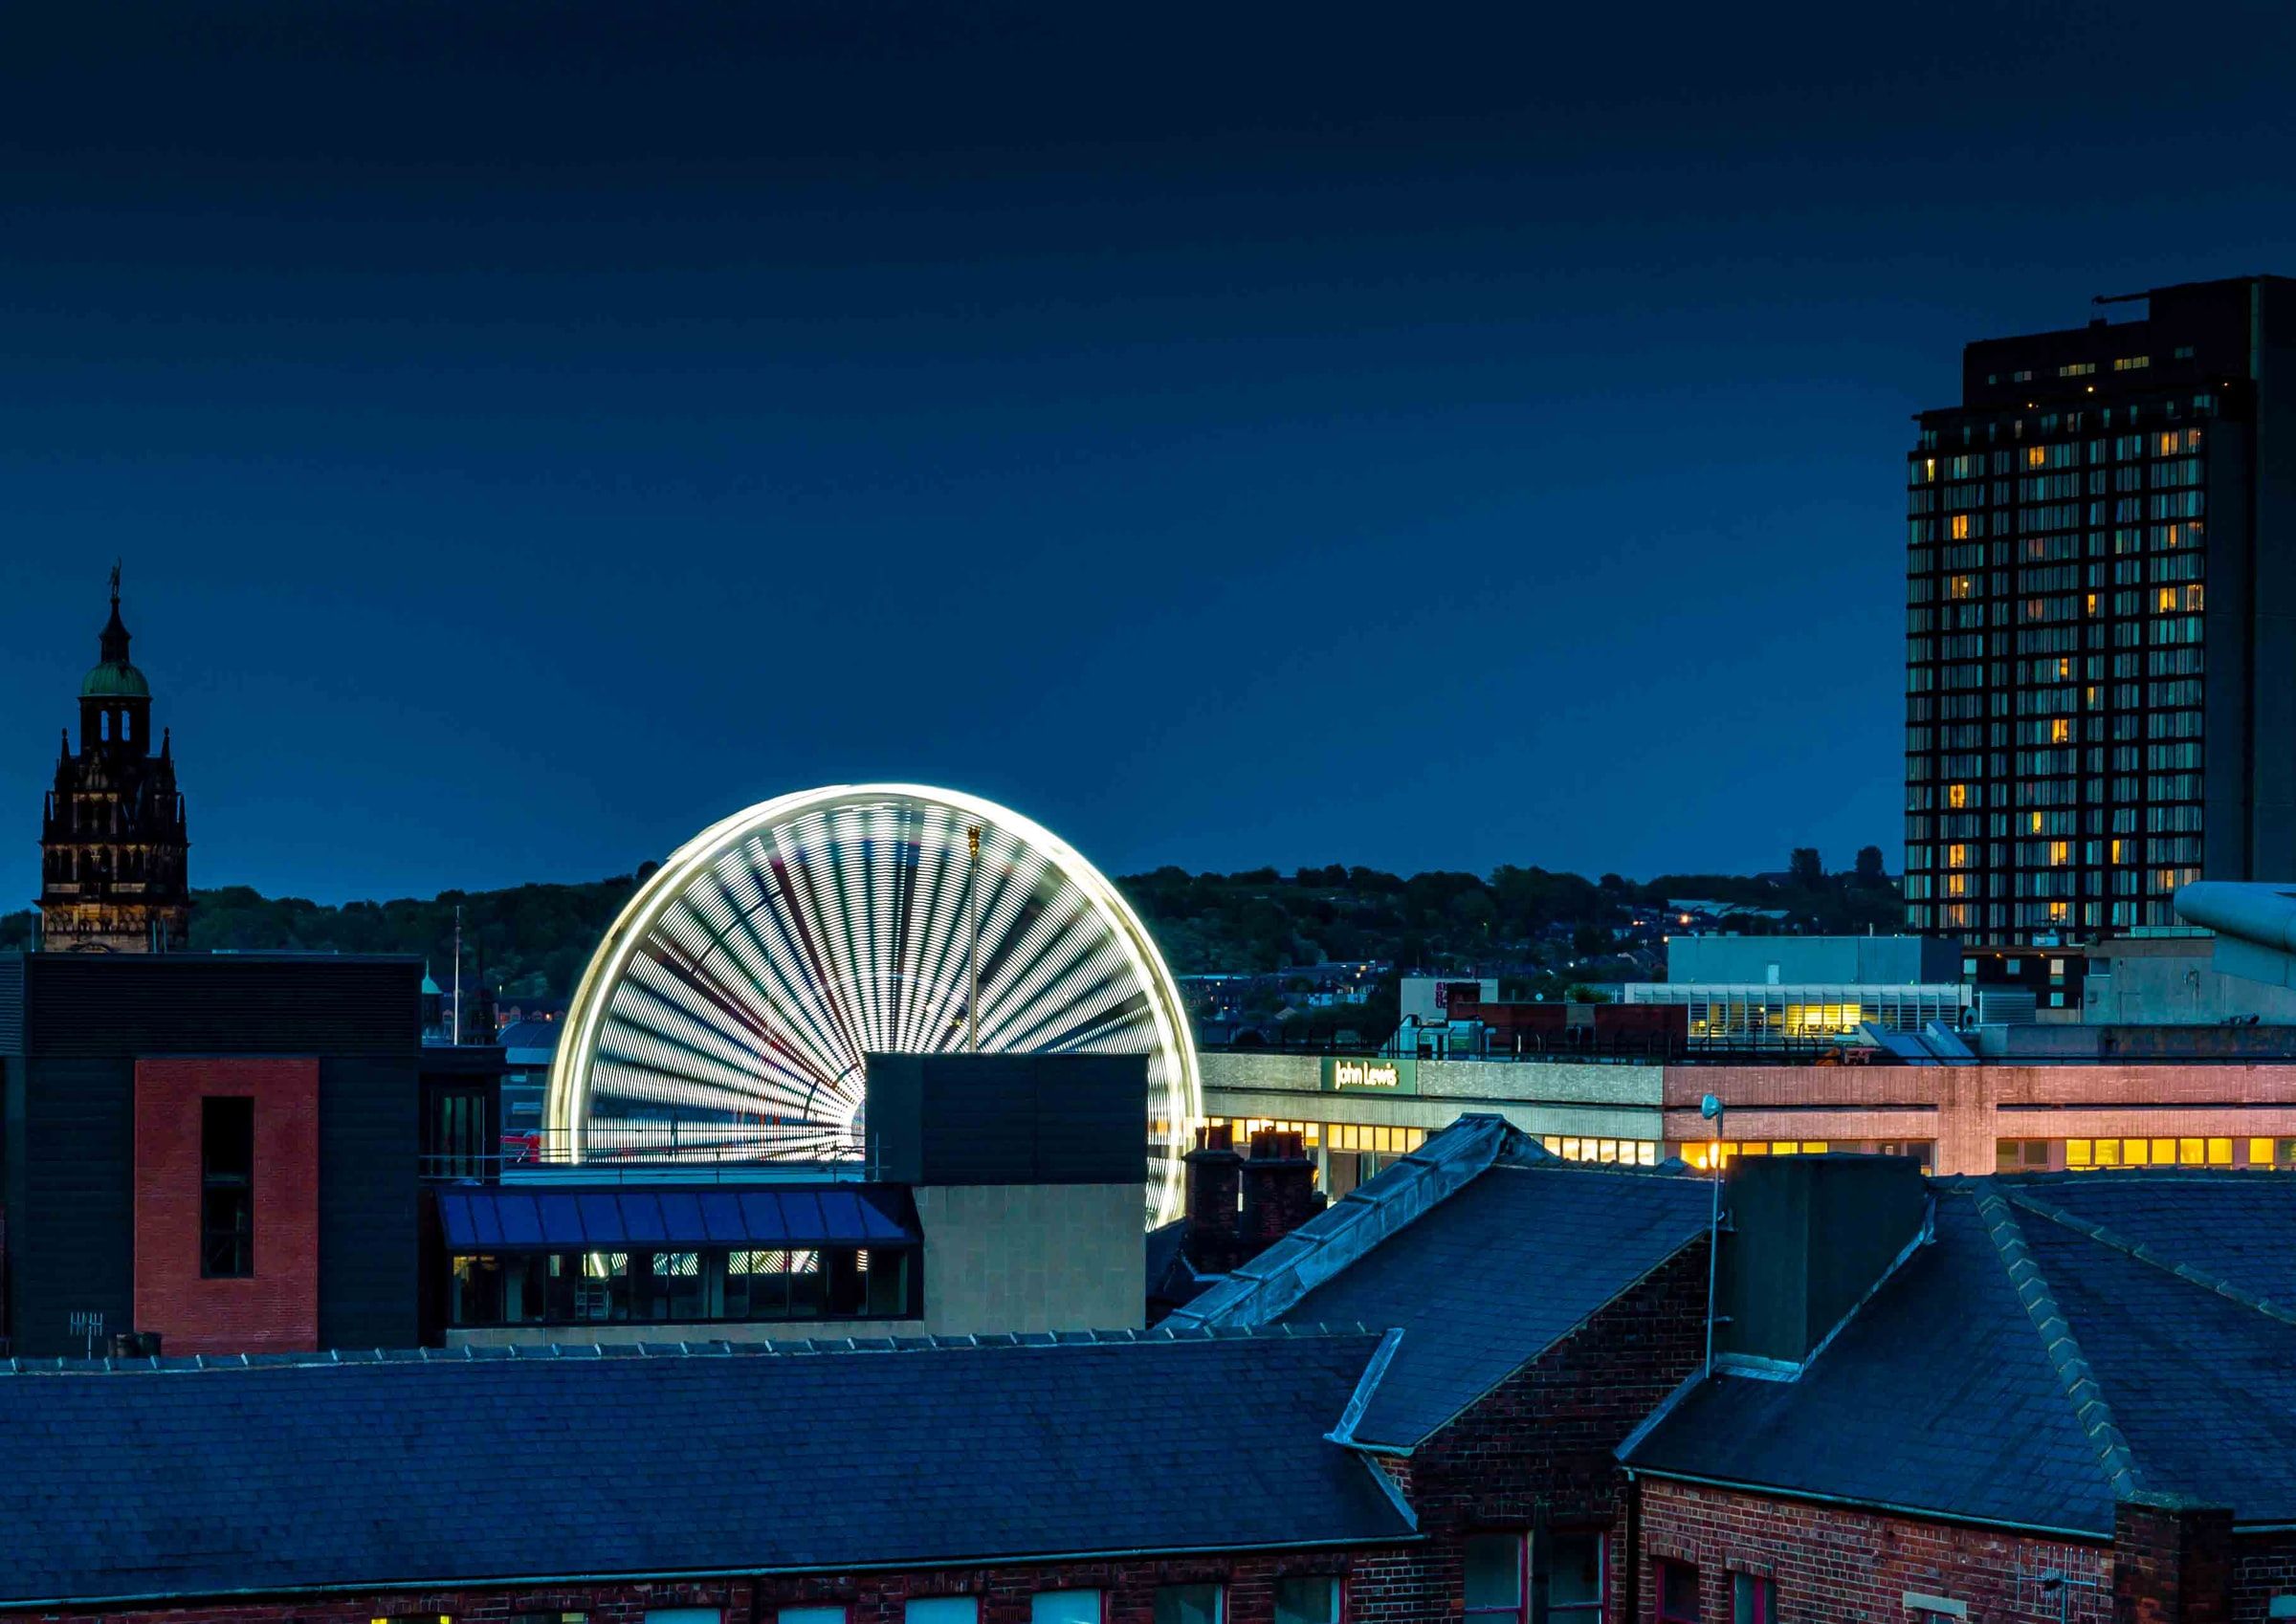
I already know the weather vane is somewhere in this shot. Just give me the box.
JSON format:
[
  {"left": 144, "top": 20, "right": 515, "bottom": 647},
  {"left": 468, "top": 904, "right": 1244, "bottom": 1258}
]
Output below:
[{"left": 108, "top": 560, "right": 121, "bottom": 603}]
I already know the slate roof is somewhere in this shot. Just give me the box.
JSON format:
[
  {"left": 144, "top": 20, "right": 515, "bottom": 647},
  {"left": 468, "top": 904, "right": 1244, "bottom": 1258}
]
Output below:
[
  {"left": 0, "top": 1329, "right": 1415, "bottom": 1607},
  {"left": 1169, "top": 1115, "right": 1711, "bottom": 1450},
  {"left": 1622, "top": 1174, "right": 2296, "bottom": 1535}
]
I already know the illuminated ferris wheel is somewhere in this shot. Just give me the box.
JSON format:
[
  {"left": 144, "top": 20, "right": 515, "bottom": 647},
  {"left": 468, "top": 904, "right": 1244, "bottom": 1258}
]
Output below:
[{"left": 546, "top": 784, "right": 1200, "bottom": 1223}]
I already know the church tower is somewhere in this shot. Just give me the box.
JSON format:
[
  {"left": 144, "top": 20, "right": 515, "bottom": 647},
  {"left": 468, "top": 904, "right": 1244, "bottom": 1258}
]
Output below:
[{"left": 37, "top": 566, "right": 192, "bottom": 953}]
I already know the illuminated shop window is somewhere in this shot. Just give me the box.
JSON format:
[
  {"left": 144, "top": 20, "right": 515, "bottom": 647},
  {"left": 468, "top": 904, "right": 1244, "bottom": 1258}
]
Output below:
[
  {"left": 1539, "top": 1136, "right": 1660, "bottom": 1168},
  {"left": 2066, "top": 1137, "right": 2232, "bottom": 1170}
]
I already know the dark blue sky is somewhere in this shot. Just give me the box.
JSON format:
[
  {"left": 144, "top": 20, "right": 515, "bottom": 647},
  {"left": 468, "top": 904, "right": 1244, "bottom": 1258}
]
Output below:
[{"left": 5, "top": 1, "right": 2295, "bottom": 904}]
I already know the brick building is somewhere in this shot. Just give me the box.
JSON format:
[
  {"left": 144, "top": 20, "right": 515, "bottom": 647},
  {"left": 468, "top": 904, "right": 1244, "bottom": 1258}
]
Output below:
[
  {"left": 1621, "top": 1160, "right": 2296, "bottom": 1624},
  {"left": 1170, "top": 1115, "right": 1714, "bottom": 1624},
  {"left": 0, "top": 952, "right": 427, "bottom": 1356},
  {"left": 0, "top": 1328, "right": 1414, "bottom": 1621}
]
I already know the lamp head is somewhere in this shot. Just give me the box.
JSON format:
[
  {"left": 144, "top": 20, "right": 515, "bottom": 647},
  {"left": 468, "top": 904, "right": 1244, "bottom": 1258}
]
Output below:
[{"left": 1699, "top": 1093, "right": 1724, "bottom": 1123}]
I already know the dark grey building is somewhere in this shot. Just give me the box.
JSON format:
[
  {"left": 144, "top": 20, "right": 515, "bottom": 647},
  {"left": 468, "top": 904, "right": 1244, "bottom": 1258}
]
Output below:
[
  {"left": 1904, "top": 275, "right": 2296, "bottom": 945},
  {"left": 0, "top": 953, "right": 424, "bottom": 1357}
]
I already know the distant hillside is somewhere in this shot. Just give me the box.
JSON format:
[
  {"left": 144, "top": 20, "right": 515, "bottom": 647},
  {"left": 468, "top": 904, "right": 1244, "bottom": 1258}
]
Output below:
[{"left": 0, "top": 846, "right": 1902, "bottom": 999}]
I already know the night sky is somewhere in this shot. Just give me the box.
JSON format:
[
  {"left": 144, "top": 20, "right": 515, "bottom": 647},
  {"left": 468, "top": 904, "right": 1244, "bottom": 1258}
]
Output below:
[{"left": 5, "top": 2, "right": 2295, "bottom": 904}]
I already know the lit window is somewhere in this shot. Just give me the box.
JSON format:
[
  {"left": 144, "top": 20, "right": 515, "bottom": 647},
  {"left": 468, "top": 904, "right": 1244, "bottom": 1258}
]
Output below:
[
  {"left": 2026, "top": 445, "right": 2047, "bottom": 467},
  {"left": 2048, "top": 901, "right": 2070, "bottom": 922},
  {"left": 1150, "top": 1588, "right": 1222, "bottom": 1624},
  {"left": 2210, "top": 1138, "right": 2234, "bottom": 1165},
  {"left": 1947, "top": 784, "right": 1969, "bottom": 809},
  {"left": 1034, "top": 1594, "right": 1104, "bottom": 1624},
  {"left": 1947, "top": 844, "right": 1968, "bottom": 867},
  {"left": 1733, "top": 1575, "right": 1775, "bottom": 1624},
  {"left": 1658, "top": 1563, "right": 1703, "bottom": 1624},
  {"left": 2114, "top": 356, "right": 2151, "bottom": 371},
  {"left": 1949, "top": 515, "right": 1972, "bottom": 540},
  {"left": 1466, "top": 1533, "right": 1529, "bottom": 1623},
  {"left": 2050, "top": 719, "right": 2071, "bottom": 744},
  {"left": 2049, "top": 841, "right": 2069, "bottom": 866},
  {"left": 2029, "top": 812, "right": 2042, "bottom": 833},
  {"left": 1272, "top": 1579, "right": 1341, "bottom": 1624}
]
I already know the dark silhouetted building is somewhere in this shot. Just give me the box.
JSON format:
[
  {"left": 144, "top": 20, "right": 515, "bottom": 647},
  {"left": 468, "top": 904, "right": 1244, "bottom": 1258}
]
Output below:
[
  {"left": 36, "top": 567, "right": 191, "bottom": 954},
  {"left": 0, "top": 953, "right": 423, "bottom": 1357},
  {"left": 1904, "top": 276, "right": 2296, "bottom": 945}
]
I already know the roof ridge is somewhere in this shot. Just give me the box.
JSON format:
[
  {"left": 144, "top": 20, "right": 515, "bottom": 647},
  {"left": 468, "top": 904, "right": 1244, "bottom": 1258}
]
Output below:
[
  {"left": 0, "top": 1323, "right": 1383, "bottom": 1375},
  {"left": 1971, "top": 1186, "right": 2142, "bottom": 1502},
  {"left": 1165, "top": 1114, "right": 1520, "bottom": 1330},
  {"left": 2005, "top": 1189, "right": 2296, "bottom": 1328}
]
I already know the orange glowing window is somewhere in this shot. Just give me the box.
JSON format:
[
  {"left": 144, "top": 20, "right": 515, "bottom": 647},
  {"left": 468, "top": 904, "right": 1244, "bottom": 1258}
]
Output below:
[
  {"left": 2158, "top": 587, "right": 2178, "bottom": 612},
  {"left": 1948, "top": 844, "right": 1968, "bottom": 867},
  {"left": 2086, "top": 592, "right": 2099, "bottom": 615},
  {"left": 2111, "top": 839, "right": 2125, "bottom": 863},
  {"left": 1949, "top": 515, "right": 1972, "bottom": 540},
  {"left": 2048, "top": 901, "right": 2070, "bottom": 922},
  {"left": 2050, "top": 719, "right": 2071, "bottom": 743},
  {"left": 2049, "top": 841, "right": 2069, "bottom": 865},
  {"left": 2057, "top": 658, "right": 2074, "bottom": 679},
  {"left": 1948, "top": 574, "right": 1975, "bottom": 599},
  {"left": 2025, "top": 446, "right": 2047, "bottom": 469},
  {"left": 1946, "top": 874, "right": 1970, "bottom": 897},
  {"left": 2029, "top": 812, "right": 2043, "bottom": 833},
  {"left": 1948, "top": 784, "right": 1969, "bottom": 810},
  {"left": 2158, "top": 432, "right": 2179, "bottom": 456}
]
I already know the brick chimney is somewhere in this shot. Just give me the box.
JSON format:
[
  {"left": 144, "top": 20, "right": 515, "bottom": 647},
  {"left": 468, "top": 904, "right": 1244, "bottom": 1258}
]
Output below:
[
  {"left": 1183, "top": 1124, "right": 1245, "bottom": 1275},
  {"left": 2113, "top": 1499, "right": 2233, "bottom": 1624},
  {"left": 1241, "top": 1130, "right": 1324, "bottom": 1256}
]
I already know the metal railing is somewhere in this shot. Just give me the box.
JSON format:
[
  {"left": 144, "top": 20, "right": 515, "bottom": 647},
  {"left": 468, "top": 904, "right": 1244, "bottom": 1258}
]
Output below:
[{"left": 421, "top": 1122, "right": 868, "bottom": 1185}]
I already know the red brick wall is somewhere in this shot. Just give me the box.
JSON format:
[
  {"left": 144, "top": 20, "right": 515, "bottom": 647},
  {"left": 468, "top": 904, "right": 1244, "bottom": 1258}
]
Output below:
[
  {"left": 10, "top": 1550, "right": 1402, "bottom": 1623},
  {"left": 1348, "top": 1240, "right": 1711, "bottom": 1623},
  {"left": 1636, "top": 1479, "right": 2109, "bottom": 1624},
  {"left": 2231, "top": 1532, "right": 2296, "bottom": 1624},
  {"left": 133, "top": 1057, "right": 320, "bottom": 1354}
]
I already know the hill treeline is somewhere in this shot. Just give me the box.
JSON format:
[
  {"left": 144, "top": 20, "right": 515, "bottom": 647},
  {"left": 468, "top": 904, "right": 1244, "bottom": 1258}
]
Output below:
[{"left": 0, "top": 847, "right": 1900, "bottom": 997}]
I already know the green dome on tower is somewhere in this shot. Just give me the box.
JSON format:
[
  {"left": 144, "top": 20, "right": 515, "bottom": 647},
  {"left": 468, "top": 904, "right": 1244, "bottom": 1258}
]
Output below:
[{"left": 81, "top": 660, "right": 150, "bottom": 698}]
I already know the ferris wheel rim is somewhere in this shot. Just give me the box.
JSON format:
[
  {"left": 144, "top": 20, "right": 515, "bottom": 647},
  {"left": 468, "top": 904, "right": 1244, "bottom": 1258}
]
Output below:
[{"left": 546, "top": 782, "right": 1200, "bottom": 1223}]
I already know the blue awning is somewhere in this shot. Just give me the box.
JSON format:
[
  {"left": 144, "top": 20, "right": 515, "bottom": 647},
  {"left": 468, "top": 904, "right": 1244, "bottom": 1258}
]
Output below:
[{"left": 436, "top": 1185, "right": 920, "bottom": 1253}]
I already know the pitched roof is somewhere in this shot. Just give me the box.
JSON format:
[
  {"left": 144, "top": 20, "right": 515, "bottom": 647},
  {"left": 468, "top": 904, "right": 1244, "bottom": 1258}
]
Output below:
[
  {"left": 0, "top": 1330, "right": 1415, "bottom": 1607},
  {"left": 1169, "top": 1115, "right": 1711, "bottom": 1450},
  {"left": 1622, "top": 1174, "right": 2296, "bottom": 1535}
]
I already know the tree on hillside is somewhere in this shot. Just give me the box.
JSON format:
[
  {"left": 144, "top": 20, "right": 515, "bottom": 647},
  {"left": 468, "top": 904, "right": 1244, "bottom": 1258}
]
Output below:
[{"left": 1854, "top": 845, "right": 1888, "bottom": 887}]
